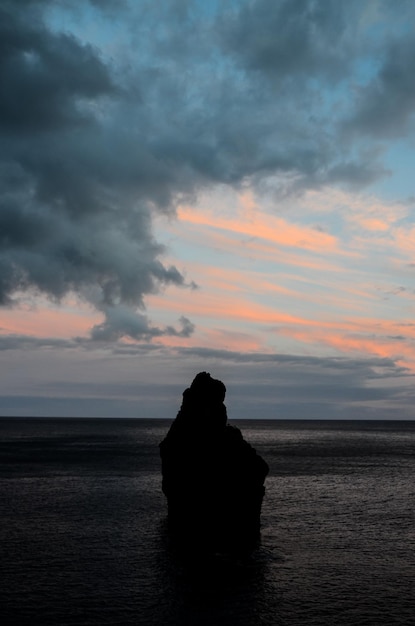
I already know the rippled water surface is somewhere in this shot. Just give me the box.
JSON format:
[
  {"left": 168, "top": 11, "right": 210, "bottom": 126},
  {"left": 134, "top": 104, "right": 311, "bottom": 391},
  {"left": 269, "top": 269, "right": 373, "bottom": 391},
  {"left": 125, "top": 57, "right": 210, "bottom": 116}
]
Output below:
[{"left": 1, "top": 418, "right": 414, "bottom": 625}]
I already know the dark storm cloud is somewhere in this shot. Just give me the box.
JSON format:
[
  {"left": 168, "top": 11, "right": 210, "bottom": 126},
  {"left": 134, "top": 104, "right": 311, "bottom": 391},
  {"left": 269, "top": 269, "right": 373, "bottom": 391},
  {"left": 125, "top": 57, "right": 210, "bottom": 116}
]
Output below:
[
  {"left": 344, "top": 35, "right": 415, "bottom": 139},
  {"left": 1, "top": 0, "right": 415, "bottom": 341},
  {"left": 215, "top": 0, "right": 415, "bottom": 189},
  {"left": 220, "top": 0, "right": 357, "bottom": 80},
  {"left": 0, "top": 0, "right": 197, "bottom": 339},
  {"left": 0, "top": 3, "right": 112, "bottom": 133}
]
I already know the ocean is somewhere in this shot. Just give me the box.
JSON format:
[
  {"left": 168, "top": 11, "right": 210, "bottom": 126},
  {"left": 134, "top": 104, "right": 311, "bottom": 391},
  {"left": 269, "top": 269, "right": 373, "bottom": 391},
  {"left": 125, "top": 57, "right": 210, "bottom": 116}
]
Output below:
[{"left": 1, "top": 418, "right": 414, "bottom": 626}]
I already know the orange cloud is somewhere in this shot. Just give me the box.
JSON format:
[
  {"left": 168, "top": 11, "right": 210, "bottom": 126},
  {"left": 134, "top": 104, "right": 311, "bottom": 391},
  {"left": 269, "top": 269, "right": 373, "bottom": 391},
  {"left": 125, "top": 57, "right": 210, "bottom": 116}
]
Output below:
[
  {"left": 177, "top": 205, "right": 342, "bottom": 254},
  {"left": 275, "top": 319, "right": 415, "bottom": 371},
  {"left": 193, "top": 265, "right": 298, "bottom": 298},
  {"left": 354, "top": 217, "right": 390, "bottom": 232},
  {"left": 189, "top": 264, "right": 376, "bottom": 315},
  {"left": 0, "top": 303, "right": 99, "bottom": 338},
  {"left": 154, "top": 326, "right": 264, "bottom": 353},
  {"left": 393, "top": 225, "right": 415, "bottom": 260},
  {"left": 150, "top": 291, "right": 299, "bottom": 326},
  {"left": 167, "top": 217, "right": 349, "bottom": 273}
]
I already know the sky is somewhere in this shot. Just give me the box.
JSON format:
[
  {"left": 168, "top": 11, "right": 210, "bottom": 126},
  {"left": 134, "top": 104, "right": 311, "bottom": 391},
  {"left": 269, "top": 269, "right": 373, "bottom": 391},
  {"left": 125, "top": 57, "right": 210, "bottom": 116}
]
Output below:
[{"left": 1, "top": 0, "right": 415, "bottom": 419}]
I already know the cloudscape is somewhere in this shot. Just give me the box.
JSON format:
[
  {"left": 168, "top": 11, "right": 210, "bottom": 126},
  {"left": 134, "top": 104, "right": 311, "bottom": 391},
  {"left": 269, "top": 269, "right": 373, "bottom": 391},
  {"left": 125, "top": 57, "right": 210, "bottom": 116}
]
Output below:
[{"left": 1, "top": 0, "right": 415, "bottom": 418}]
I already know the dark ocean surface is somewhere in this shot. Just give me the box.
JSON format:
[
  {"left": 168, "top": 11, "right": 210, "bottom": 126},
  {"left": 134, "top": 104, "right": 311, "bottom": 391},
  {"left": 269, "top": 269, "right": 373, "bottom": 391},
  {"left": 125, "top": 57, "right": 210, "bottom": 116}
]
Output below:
[{"left": 1, "top": 418, "right": 414, "bottom": 626}]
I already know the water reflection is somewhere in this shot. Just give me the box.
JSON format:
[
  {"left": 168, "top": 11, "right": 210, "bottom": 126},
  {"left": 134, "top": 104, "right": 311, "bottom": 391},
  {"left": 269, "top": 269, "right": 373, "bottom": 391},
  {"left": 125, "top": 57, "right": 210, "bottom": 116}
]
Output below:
[{"left": 156, "top": 519, "right": 282, "bottom": 626}]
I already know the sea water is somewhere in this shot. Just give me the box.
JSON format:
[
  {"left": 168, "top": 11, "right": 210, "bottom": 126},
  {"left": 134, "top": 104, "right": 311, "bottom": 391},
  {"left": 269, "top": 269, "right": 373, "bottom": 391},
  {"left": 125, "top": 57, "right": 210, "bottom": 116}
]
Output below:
[{"left": 1, "top": 418, "right": 414, "bottom": 626}]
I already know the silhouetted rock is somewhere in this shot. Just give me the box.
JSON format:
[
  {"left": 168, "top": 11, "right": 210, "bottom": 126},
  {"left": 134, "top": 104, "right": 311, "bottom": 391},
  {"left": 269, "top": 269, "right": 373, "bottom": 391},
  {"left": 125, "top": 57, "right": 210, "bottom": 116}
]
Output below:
[{"left": 160, "top": 372, "right": 269, "bottom": 554}]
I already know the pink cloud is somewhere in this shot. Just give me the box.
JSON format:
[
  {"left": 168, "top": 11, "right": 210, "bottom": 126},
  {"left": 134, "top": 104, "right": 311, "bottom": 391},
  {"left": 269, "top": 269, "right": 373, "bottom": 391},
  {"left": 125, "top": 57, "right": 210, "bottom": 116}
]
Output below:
[
  {"left": 276, "top": 319, "right": 415, "bottom": 371},
  {"left": 154, "top": 326, "right": 265, "bottom": 352},
  {"left": 177, "top": 205, "right": 342, "bottom": 254},
  {"left": 167, "top": 218, "right": 350, "bottom": 272},
  {"left": 0, "top": 303, "right": 100, "bottom": 339}
]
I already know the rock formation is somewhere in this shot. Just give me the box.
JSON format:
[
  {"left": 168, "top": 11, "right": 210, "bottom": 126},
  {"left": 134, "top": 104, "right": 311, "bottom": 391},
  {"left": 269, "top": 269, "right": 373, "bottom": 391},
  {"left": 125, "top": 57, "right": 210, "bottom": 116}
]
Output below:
[{"left": 159, "top": 372, "right": 269, "bottom": 554}]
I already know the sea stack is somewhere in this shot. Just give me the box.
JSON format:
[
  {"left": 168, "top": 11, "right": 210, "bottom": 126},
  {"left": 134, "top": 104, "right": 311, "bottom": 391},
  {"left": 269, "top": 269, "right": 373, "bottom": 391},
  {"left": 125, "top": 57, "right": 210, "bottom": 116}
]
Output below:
[{"left": 159, "top": 372, "right": 269, "bottom": 553}]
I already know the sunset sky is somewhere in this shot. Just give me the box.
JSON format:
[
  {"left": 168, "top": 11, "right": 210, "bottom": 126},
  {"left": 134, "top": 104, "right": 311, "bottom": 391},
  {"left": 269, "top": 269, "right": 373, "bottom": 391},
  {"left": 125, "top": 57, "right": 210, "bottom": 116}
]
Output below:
[{"left": 1, "top": 0, "right": 415, "bottom": 418}]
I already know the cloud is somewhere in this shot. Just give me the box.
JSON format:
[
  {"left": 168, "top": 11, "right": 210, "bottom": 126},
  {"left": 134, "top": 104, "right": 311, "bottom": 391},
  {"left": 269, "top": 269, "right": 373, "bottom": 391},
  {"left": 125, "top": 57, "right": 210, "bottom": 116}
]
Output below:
[
  {"left": 345, "top": 35, "right": 415, "bottom": 139},
  {"left": 177, "top": 205, "right": 343, "bottom": 254},
  {"left": 1, "top": 0, "right": 415, "bottom": 344},
  {"left": 0, "top": 6, "right": 114, "bottom": 133},
  {"left": 0, "top": 0, "right": 194, "bottom": 339},
  {"left": 1, "top": 339, "right": 413, "bottom": 418},
  {"left": 89, "top": 308, "right": 194, "bottom": 342},
  {"left": 0, "top": 334, "right": 76, "bottom": 351},
  {"left": 220, "top": 0, "right": 358, "bottom": 81}
]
